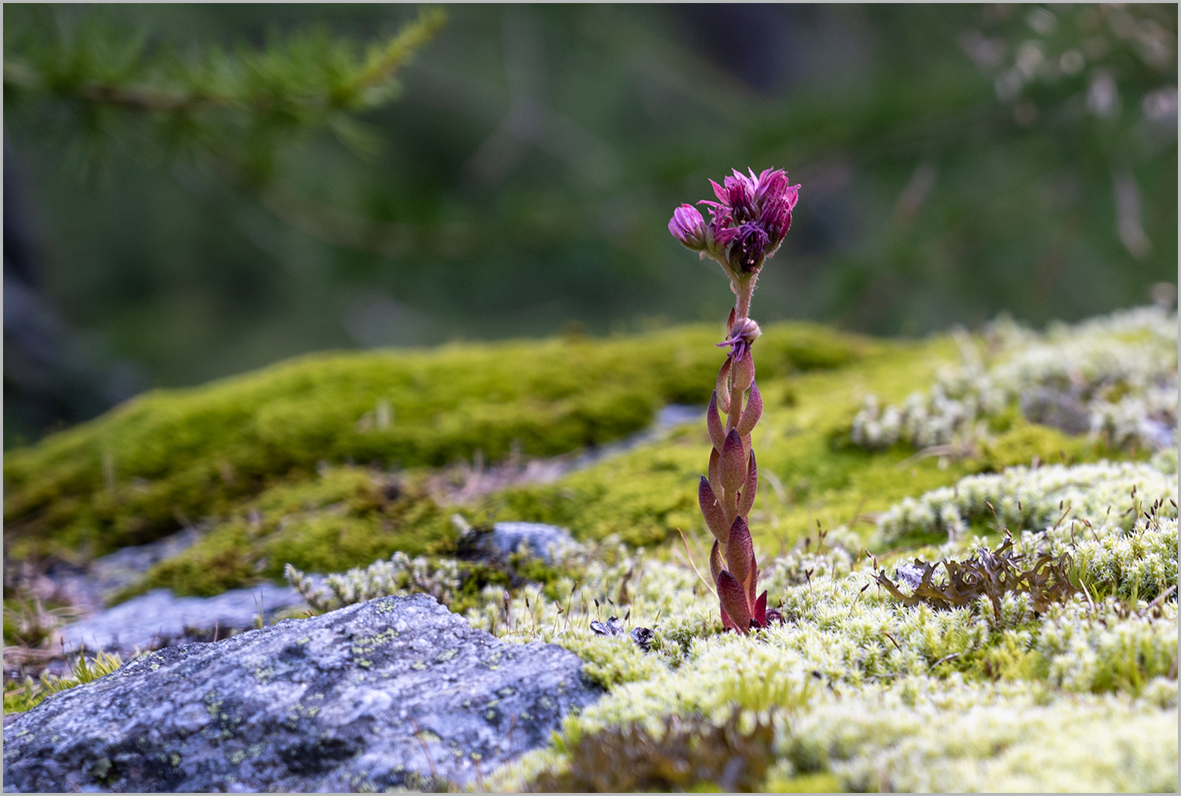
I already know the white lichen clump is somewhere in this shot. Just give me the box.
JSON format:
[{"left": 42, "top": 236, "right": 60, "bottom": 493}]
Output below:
[
  {"left": 851, "top": 306, "right": 1178, "bottom": 452},
  {"left": 484, "top": 454, "right": 1178, "bottom": 791},
  {"left": 290, "top": 454, "right": 1178, "bottom": 791},
  {"left": 875, "top": 456, "right": 1177, "bottom": 542},
  {"left": 282, "top": 306, "right": 1179, "bottom": 792},
  {"left": 284, "top": 552, "right": 462, "bottom": 612}
]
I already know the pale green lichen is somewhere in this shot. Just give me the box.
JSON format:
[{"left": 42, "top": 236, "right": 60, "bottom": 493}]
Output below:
[
  {"left": 480, "top": 454, "right": 1178, "bottom": 792},
  {"left": 4, "top": 309, "right": 1174, "bottom": 789},
  {"left": 851, "top": 306, "right": 1177, "bottom": 454},
  {"left": 874, "top": 458, "right": 1178, "bottom": 551},
  {"left": 286, "top": 552, "right": 463, "bottom": 613}
]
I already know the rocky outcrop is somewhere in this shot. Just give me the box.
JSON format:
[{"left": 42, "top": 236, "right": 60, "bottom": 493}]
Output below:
[
  {"left": 59, "top": 584, "right": 306, "bottom": 656},
  {"left": 3, "top": 594, "right": 603, "bottom": 792}
]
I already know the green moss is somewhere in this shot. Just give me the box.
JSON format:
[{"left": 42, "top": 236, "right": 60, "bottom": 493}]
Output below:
[
  {"left": 3, "top": 650, "right": 123, "bottom": 714},
  {"left": 764, "top": 772, "right": 844, "bottom": 793},
  {"left": 117, "top": 467, "right": 457, "bottom": 600},
  {"left": 978, "top": 420, "right": 1109, "bottom": 471},
  {"left": 5, "top": 322, "right": 861, "bottom": 558},
  {"left": 110, "top": 323, "right": 1138, "bottom": 600},
  {"left": 497, "top": 336, "right": 978, "bottom": 555}
]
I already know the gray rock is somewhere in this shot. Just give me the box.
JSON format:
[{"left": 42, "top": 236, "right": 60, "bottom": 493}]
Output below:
[
  {"left": 486, "top": 522, "right": 579, "bottom": 564},
  {"left": 86, "top": 528, "right": 203, "bottom": 602},
  {"left": 1020, "top": 388, "right": 1091, "bottom": 436},
  {"left": 3, "top": 593, "right": 603, "bottom": 792},
  {"left": 59, "top": 584, "right": 305, "bottom": 656}
]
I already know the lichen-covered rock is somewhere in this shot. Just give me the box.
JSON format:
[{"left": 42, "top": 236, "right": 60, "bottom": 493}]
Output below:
[
  {"left": 59, "top": 584, "right": 305, "bottom": 656},
  {"left": 3, "top": 594, "right": 604, "bottom": 792},
  {"left": 464, "top": 521, "right": 581, "bottom": 565}
]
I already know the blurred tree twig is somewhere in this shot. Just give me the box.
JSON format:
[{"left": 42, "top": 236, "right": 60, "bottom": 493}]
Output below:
[{"left": 4, "top": 5, "right": 445, "bottom": 231}]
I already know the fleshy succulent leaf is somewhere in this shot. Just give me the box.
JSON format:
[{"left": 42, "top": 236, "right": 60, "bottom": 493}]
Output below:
[
  {"left": 706, "top": 391, "right": 726, "bottom": 452},
  {"left": 699, "top": 477, "right": 729, "bottom": 543},
  {"left": 736, "top": 381, "right": 762, "bottom": 436},
  {"left": 716, "top": 570, "right": 751, "bottom": 634},
  {"left": 753, "top": 590, "right": 768, "bottom": 626},
  {"left": 716, "top": 359, "right": 732, "bottom": 414},
  {"left": 710, "top": 539, "right": 723, "bottom": 585},
  {"left": 732, "top": 349, "right": 755, "bottom": 392},
  {"left": 726, "top": 516, "right": 753, "bottom": 590},
  {"left": 737, "top": 450, "right": 758, "bottom": 516},
  {"left": 708, "top": 448, "right": 721, "bottom": 501},
  {"left": 719, "top": 603, "right": 737, "bottom": 631},
  {"left": 719, "top": 429, "right": 746, "bottom": 493}
]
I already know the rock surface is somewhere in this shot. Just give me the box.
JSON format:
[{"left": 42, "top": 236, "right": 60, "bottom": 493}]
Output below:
[
  {"left": 59, "top": 584, "right": 306, "bottom": 656},
  {"left": 3, "top": 594, "right": 603, "bottom": 792},
  {"left": 459, "top": 521, "right": 581, "bottom": 566}
]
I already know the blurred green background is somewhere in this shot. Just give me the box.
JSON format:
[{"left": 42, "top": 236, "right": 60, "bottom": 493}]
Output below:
[{"left": 4, "top": 3, "right": 1176, "bottom": 447}]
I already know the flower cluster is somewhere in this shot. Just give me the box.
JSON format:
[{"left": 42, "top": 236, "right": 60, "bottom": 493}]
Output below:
[
  {"left": 669, "top": 168, "right": 800, "bottom": 283},
  {"left": 671, "top": 169, "right": 798, "bottom": 633}
]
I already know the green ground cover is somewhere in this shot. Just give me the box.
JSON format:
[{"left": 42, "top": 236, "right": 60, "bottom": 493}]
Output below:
[
  {"left": 43, "top": 321, "right": 1109, "bottom": 604},
  {"left": 3, "top": 322, "right": 856, "bottom": 561},
  {"left": 3, "top": 310, "right": 1176, "bottom": 790}
]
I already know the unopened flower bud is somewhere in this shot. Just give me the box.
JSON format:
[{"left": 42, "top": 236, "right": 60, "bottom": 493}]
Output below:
[{"left": 668, "top": 204, "right": 707, "bottom": 251}]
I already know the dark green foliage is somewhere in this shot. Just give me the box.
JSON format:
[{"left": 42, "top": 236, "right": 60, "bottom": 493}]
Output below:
[
  {"left": 2, "top": 5, "right": 444, "bottom": 179},
  {"left": 529, "top": 711, "right": 777, "bottom": 793},
  {"left": 874, "top": 535, "right": 1080, "bottom": 621},
  {"left": 3, "top": 322, "right": 859, "bottom": 559},
  {"left": 4, "top": 5, "right": 1174, "bottom": 453}
]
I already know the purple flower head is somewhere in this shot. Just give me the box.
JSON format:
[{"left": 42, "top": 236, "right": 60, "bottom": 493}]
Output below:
[
  {"left": 671, "top": 167, "right": 799, "bottom": 280},
  {"left": 728, "top": 223, "right": 770, "bottom": 274},
  {"left": 713, "top": 170, "right": 757, "bottom": 221},
  {"left": 668, "top": 204, "right": 707, "bottom": 251}
]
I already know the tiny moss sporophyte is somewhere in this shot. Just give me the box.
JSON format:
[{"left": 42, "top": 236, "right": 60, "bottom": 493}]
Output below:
[{"left": 670, "top": 168, "right": 800, "bottom": 633}]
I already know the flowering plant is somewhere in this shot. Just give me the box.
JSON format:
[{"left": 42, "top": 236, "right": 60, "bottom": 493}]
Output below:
[{"left": 669, "top": 168, "right": 799, "bottom": 633}]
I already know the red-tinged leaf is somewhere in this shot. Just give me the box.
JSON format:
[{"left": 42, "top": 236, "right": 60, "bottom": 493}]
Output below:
[
  {"left": 717, "top": 570, "right": 750, "bottom": 634},
  {"left": 720, "top": 603, "right": 736, "bottom": 631},
  {"left": 719, "top": 429, "right": 746, "bottom": 493},
  {"left": 736, "top": 381, "right": 762, "bottom": 436},
  {"left": 732, "top": 349, "right": 755, "bottom": 392},
  {"left": 710, "top": 539, "right": 723, "bottom": 586},
  {"left": 753, "top": 590, "right": 768, "bottom": 626},
  {"left": 707, "top": 391, "right": 725, "bottom": 452},
  {"left": 699, "top": 477, "right": 729, "bottom": 543},
  {"left": 727, "top": 516, "right": 753, "bottom": 589},
  {"left": 738, "top": 450, "right": 758, "bottom": 516},
  {"left": 716, "top": 359, "right": 732, "bottom": 414},
  {"left": 747, "top": 555, "right": 760, "bottom": 606},
  {"left": 708, "top": 448, "right": 721, "bottom": 501},
  {"left": 727, "top": 306, "right": 736, "bottom": 333},
  {"left": 728, "top": 383, "right": 745, "bottom": 430}
]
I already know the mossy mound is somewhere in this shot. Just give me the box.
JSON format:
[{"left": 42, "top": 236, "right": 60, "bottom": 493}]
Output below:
[
  {"left": 497, "top": 338, "right": 1108, "bottom": 553},
  {"left": 33, "top": 318, "right": 1121, "bottom": 602},
  {"left": 4, "top": 322, "right": 859, "bottom": 560}
]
